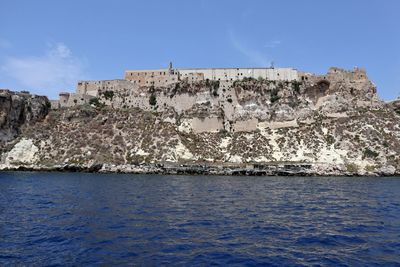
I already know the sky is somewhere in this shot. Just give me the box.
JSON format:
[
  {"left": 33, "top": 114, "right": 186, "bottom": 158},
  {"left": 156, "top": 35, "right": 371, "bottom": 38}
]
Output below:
[{"left": 0, "top": 0, "right": 399, "bottom": 100}]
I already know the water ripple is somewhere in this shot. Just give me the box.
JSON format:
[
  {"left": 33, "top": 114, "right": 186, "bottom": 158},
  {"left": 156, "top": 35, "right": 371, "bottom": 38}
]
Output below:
[{"left": 0, "top": 172, "right": 400, "bottom": 265}]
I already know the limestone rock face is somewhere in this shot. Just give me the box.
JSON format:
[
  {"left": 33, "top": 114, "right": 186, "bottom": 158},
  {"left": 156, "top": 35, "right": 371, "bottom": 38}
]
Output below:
[
  {"left": 0, "top": 90, "right": 50, "bottom": 141},
  {"left": 3, "top": 138, "right": 39, "bottom": 165},
  {"left": 0, "top": 67, "right": 399, "bottom": 175}
]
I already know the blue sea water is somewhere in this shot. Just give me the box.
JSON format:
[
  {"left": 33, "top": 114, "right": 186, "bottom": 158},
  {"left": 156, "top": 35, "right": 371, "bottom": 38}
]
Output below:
[{"left": 0, "top": 172, "right": 400, "bottom": 266}]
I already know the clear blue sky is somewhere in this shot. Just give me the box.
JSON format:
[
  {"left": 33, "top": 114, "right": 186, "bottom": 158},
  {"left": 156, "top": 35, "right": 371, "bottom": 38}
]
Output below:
[{"left": 0, "top": 0, "right": 399, "bottom": 100}]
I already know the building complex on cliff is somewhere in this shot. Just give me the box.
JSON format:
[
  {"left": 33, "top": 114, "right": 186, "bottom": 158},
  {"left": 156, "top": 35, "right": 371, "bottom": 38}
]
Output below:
[{"left": 54, "top": 63, "right": 300, "bottom": 108}]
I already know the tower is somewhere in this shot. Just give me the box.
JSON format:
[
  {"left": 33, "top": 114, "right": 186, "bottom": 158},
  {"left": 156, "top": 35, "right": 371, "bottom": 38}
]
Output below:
[{"left": 168, "top": 62, "right": 174, "bottom": 74}]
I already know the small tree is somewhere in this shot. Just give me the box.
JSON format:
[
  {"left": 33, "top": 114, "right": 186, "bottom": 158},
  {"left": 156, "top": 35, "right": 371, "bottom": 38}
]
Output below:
[
  {"left": 270, "top": 88, "right": 280, "bottom": 103},
  {"left": 149, "top": 93, "right": 157, "bottom": 106},
  {"left": 102, "top": 90, "right": 114, "bottom": 100},
  {"left": 89, "top": 97, "right": 103, "bottom": 108}
]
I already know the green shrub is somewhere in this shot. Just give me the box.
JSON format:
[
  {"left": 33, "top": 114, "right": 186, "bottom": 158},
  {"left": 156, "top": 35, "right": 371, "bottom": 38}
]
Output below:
[
  {"left": 89, "top": 97, "right": 104, "bottom": 108},
  {"left": 326, "top": 134, "right": 335, "bottom": 145},
  {"left": 270, "top": 88, "right": 280, "bottom": 103},
  {"left": 363, "top": 148, "right": 379, "bottom": 159},
  {"left": 102, "top": 90, "right": 114, "bottom": 100},
  {"left": 346, "top": 163, "right": 359, "bottom": 173},
  {"left": 292, "top": 81, "right": 301, "bottom": 93},
  {"left": 149, "top": 93, "right": 157, "bottom": 106}
]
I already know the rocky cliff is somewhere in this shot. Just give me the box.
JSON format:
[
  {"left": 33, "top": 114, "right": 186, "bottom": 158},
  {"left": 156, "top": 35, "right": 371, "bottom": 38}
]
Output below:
[
  {"left": 0, "top": 68, "right": 399, "bottom": 176},
  {"left": 0, "top": 89, "right": 50, "bottom": 142}
]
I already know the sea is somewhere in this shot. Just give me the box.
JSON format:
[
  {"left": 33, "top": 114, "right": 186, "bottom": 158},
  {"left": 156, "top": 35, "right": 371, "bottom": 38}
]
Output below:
[{"left": 0, "top": 172, "right": 399, "bottom": 266}]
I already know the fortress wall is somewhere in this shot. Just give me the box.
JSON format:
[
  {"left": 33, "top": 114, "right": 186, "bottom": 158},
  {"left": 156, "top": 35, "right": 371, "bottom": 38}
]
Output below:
[
  {"left": 327, "top": 67, "right": 367, "bottom": 81},
  {"left": 59, "top": 93, "right": 94, "bottom": 108},
  {"left": 298, "top": 67, "right": 368, "bottom": 84},
  {"left": 50, "top": 100, "right": 60, "bottom": 109},
  {"left": 178, "top": 68, "right": 299, "bottom": 81},
  {"left": 155, "top": 92, "right": 218, "bottom": 113},
  {"left": 233, "top": 118, "right": 259, "bottom": 132},
  {"left": 179, "top": 72, "right": 204, "bottom": 83},
  {"left": 112, "top": 90, "right": 222, "bottom": 114},
  {"left": 111, "top": 94, "right": 198, "bottom": 112},
  {"left": 59, "top": 93, "right": 70, "bottom": 106},
  {"left": 191, "top": 117, "right": 224, "bottom": 133},
  {"left": 125, "top": 69, "right": 179, "bottom": 87},
  {"left": 101, "top": 80, "right": 137, "bottom": 92},
  {"left": 77, "top": 81, "right": 101, "bottom": 95},
  {"left": 77, "top": 80, "right": 139, "bottom": 97}
]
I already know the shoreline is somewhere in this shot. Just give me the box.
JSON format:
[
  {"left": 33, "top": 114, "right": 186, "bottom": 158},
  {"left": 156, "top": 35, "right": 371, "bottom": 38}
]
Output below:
[{"left": 1, "top": 163, "right": 398, "bottom": 177}]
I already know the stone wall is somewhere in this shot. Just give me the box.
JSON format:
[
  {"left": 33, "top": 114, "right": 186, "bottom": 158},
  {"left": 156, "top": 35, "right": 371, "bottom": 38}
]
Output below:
[
  {"left": 178, "top": 68, "right": 299, "bottom": 82},
  {"left": 124, "top": 69, "right": 179, "bottom": 87},
  {"left": 59, "top": 93, "right": 95, "bottom": 108},
  {"left": 50, "top": 100, "right": 60, "bottom": 109},
  {"left": 77, "top": 80, "right": 136, "bottom": 96}
]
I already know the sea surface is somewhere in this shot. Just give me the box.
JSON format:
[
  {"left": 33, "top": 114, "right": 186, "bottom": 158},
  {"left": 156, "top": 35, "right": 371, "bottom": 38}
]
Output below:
[{"left": 0, "top": 172, "right": 400, "bottom": 266}]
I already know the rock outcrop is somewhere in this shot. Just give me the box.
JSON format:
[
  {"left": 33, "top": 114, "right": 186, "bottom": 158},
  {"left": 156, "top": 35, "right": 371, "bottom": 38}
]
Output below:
[{"left": 0, "top": 89, "right": 50, "bottom": 141}]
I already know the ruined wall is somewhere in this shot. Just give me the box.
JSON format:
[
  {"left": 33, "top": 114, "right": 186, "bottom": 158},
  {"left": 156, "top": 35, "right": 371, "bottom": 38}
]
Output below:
[
  {"left": 299, "top": 67, "right": 368, "bottom": 83},
  {"left": 50, "top": 100, "right": 60, "bottom": 109},
  {"left": 232, "top": 118, "right": 259, "bottom": 132},
  {"left": 77, "top": 80, "right": 137, "bottom": 96},
  {"left": 111, "top": 89, "right": 220, "bottom": 113},
  {"left": 191, "top": 117, "right": 224, "bottom": 133},
  {"left": 58, "top": 93, "right": 95, "bottom": 108}
]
